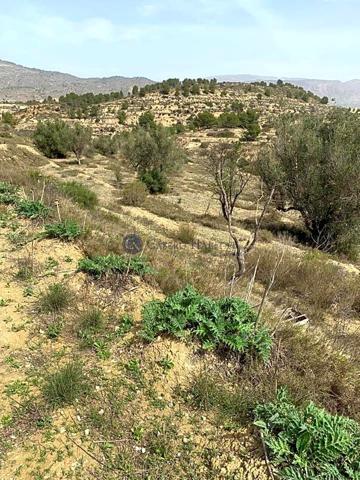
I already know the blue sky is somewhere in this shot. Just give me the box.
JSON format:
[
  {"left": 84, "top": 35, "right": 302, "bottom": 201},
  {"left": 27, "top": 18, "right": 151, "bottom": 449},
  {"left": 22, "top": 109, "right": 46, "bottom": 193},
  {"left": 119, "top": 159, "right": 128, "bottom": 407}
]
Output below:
[{"left": 0, "top": 0, "right": 358, "bottom": 80}]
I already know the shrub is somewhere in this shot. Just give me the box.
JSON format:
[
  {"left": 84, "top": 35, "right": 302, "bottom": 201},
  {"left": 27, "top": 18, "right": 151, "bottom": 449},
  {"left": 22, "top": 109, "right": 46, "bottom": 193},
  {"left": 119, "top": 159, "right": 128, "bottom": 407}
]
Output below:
[
  {"left": 33, "top": 120, "right": 72, "bottom": 158},
  {"left": 141, "top": 285, "right": 271, "bottom": 360},
  {"left": 192, "top": 111, "right": 217, "bottom": 129},
  {"left": 138, "top": 111, "right": 156, "bottom": 129},
  {"left": 42, "top": 362, "right": 88, "bottom": 407},
  {"left": 39, "top": 283, "right": 72, "bottom": 313},
  {"left": 257, "top": 111, "right": 360, "bottom": 256},
  {"left": 243, "top": 122, "right": 261, "bottom": 141},
  {"left": 78, "top": 254, "right": 152, "bottom": 277},
  {"left": 177, "top": 224, "right": 196, "bottom": 244},
  {"left": 60, "top": 181, "right": 98, "bottom": 209},
  {"left": 15, "top": 199, "right": 49, "bottom": 219},
  {"left": 254, "top": 388, "right": 360, "bottom": 479},
  {"left": 93, "top": 135, "right": 120, "bottom": 156},
  {"left": 44, "top": 220, "right": 82, "bottom": 241},
  {"left": 117, "top": 110, "right": 126, "bottom": 125},
  {"left": 1, "top": 111, "right": 17, "bottom": 127},
  {"left": 140, "top": 169, "right": 167, "bottom": 194},
  {"left": 122, "top": 181, "right": 148, "bottom": 206}
]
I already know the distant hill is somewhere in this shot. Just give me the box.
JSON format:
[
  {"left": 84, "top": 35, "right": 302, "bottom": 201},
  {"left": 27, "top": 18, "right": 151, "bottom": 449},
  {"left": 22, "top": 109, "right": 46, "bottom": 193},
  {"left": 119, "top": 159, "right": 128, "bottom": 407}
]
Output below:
[
  {"left": 215, "top": 74, "right": 360, "bottom": 107},
  {"left": 0, "top": 59, "right": 155, "bottom": 102}
]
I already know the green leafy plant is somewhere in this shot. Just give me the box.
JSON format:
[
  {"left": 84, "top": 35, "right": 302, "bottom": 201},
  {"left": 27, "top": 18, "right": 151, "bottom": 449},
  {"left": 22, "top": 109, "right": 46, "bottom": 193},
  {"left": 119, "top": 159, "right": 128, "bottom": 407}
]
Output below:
[
  {"left": 15, "top": 199, "right": 49, "bottom": 219},
  {"left": 254, "top": 389, "right": 360, "bottom": 479},
  {"left": 141, "top": 285, "right": 271, "bottom": 361},
  {"left": 78, "top": 254, "right": 152, "bottom": 277},
  {"left": 44, "top": 220, "right": 82, "bottom": 241},
  {"left": 0, "top": 182, "right": 19, "bottom": 204},
  {"left": 42, "top": 362, "right": 88, "bottom": 407}
]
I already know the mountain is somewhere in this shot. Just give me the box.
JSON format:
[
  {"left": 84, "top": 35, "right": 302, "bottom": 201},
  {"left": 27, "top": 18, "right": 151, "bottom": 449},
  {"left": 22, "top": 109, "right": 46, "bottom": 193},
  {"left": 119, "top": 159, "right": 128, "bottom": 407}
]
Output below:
[
  {"left": 215, "top": 74, "right": 360, "bottom": 107},
  {"left": 0, "top": 60, "right": 154, "bottom": 102}
]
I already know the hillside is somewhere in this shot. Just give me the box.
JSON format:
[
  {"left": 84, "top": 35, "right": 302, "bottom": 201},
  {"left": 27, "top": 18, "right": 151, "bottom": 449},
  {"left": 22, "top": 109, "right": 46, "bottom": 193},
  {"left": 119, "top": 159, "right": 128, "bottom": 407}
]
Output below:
[
  {"left": 0, "top": 60, "right": 154, "bottom": 102},
  {"left": 0, "top": 82, "right": 359, "bottom": 479},
  {"left": 215, "top": 74, "right": 360, "bottom": 107}
]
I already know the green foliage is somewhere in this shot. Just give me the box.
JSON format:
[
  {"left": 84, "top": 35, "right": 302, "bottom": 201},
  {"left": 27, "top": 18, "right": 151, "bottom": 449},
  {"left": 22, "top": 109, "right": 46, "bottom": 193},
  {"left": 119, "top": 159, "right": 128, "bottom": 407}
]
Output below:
[
  {"left": 44, "top": 220, "right": 82, "bottom": 241},
  {"left": 320, "top": 96, "right": 329, "bottom": 105},
  {"left": 141, "top": 285, "right": 271, "bottom": 360},
  {"left": 1, "top": 111, "right": 17, "bottom": 127},
  {"left": 192, "top": 111, "right": 217, "bottom": 129},
  {"left": 33, "top": 120, "right": 72, "bottom": 158},
  {"left": 0, "top": 182, "right": 19, "bottom": 204},
  {"left": 117, "top": 110, "right": 126, "bottom": 124},
  {"left": 254, "top": 389, "right": 360, "bottom": 479},
  {"left": 60, "top": 181, "right": 98, "bottom": 209},
  {"left": 59, "top": 91, "right": 124, "bottom": 118},
  {"left": 93, "top": 134, "right": 120, "bottom": 156},
  {"left": 70, "top": 123, "right": 92, "bottom": 163},
  {"left": 78, "top": 254, "right": 152, "bottom": 277},
  {"left": 121, "top": 124, "right": 186, "bottom": 190},
  {"left": 258, "top": 111, "right": 360, "bottom": 256},
  {"left": 140, "top": 169, "right": 167, "bottom": 194},
  {"left": 15, "top": 199, "right": 49, "bottom": 219},
  {"left": 42, "top": 362, "right": 88, "bottom": 407},
  {"left": 243, "top": 122, "right": 261, "bottom": 141},
  {"left": 138, "top": 111, "right": 156, "bottom": 129},
  {"left": 39, "top": 283, "right": 72, "bottom": 313}
]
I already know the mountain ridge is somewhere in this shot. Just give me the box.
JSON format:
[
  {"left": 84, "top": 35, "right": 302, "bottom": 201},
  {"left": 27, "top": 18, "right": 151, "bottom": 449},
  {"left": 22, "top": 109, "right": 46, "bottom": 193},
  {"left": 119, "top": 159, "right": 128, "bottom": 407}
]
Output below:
[{"left": 0, "top": 59, "right": 154, "bottom": 102}]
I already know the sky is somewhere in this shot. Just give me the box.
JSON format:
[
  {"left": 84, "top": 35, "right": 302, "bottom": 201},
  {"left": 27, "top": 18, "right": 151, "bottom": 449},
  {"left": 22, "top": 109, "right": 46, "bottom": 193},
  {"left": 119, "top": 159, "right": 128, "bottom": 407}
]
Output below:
[{"left": 0, "top": 0, "right": 358, "bottom": 81}]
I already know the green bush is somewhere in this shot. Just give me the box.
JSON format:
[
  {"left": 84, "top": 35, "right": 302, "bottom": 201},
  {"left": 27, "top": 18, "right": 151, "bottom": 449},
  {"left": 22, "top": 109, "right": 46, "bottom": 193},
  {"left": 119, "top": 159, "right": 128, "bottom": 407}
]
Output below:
[
  {"left": 192, "top": 111, "right": 217, "bottom": 129},
  {"left": 122, "top": 181, "right": 148, "bottom": 206},
  {"left": 141, "top": 285, "right": 271, "bottom": 360},
  {"left": 42, "top": 362, "right": 88, "bottom": 407},
  {"left": 60, "top": 181, "right": 98, "bottom": 209},
  {"left": 254, "top": 389, "right": 360, "bottom": 480},
  {"left": 33, "top": 120, "right": 72, "bottom": 158},
  {"left": 93, "top": 134, "right": 120, "bottom": 156},
  {"left": 1, "top": 111, "right": 17, "bottom": 127},
  {"left": 15, "top": 199, "right": 49, "bottom": 219},
  {"left": 140, "top": 169, "right": 167, "bottom": 194},
  {"left": 78, "top": 254, "right": 152, "bottom": 277},
  {"left": 44, "top": 220, "right": 82, "bottom": 241},
  {"left": 138, "top": 111, "right": 156, "bottom": 129},
  {"left": 243, "top": 122, "right": 261, "bottom": 141}
]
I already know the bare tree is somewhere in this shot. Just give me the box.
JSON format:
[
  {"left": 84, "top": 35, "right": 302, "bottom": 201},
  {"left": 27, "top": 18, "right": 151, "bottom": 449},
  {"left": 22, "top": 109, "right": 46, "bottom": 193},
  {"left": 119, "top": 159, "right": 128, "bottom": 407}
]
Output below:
[{"left": 207, "top": 143, "right": 274, "bottom": 278}]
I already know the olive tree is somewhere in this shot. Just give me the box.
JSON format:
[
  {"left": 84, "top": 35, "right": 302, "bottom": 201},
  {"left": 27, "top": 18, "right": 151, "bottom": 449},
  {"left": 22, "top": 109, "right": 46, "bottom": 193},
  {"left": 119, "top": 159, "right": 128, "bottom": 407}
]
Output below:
[
  {"left": 257, "top": 111, "right": 360, "bottom": 257},
  {"left": 121, "top": 125, "right": 187, "bottom": 193}
]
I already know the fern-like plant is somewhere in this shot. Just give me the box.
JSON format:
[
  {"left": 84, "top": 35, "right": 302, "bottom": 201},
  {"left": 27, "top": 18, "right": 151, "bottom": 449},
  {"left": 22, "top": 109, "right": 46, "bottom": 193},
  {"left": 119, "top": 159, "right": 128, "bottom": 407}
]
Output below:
[
  {"left": 141, "top": 285, "right": 271, "bottom": 361},
  {"left": 254, "top": 389, "right": 360, "bottom": 479}
]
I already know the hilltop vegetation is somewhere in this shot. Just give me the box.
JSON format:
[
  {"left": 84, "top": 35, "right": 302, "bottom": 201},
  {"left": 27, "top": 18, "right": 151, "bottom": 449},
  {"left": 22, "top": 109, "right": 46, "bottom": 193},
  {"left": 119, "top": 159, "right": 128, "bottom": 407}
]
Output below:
[{"left": 0, "top": 79, "right": 359, "bottom": 479}]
